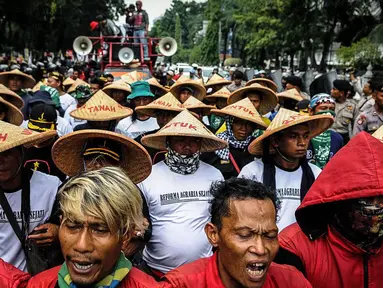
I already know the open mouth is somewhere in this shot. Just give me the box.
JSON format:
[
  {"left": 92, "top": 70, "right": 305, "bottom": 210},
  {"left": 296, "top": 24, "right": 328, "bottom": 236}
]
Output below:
[
  {"left": 246, "top": 262, "right": 267, "bottom": 279},
  {"left": 70, "top": 260, "right": 97, "bottom": 274}
]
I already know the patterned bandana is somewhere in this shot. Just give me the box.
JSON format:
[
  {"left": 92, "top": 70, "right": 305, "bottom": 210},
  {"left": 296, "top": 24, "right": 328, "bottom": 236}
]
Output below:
[
  {"left": 58, "top": 252, "right": 132, "bottom": 288},
  {"left": 165, "top": 147, "right": 200, "bottom": 175},
  {"left": 309, "top": 93, "right": 335, "bottom": 109},
  {"left": 215, "top": 117, "right": 253, "bottom": 160}
]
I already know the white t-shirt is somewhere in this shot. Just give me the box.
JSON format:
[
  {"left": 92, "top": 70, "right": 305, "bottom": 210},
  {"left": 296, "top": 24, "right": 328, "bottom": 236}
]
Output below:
[
  {"left": 64, "top": 104, "right": 87, "bottom": 129},
  {"left": 60, "top": 93, "right": 76, "bottom": 111},
  {"left": 0, "top": 171, "right": 60, "bottom": 272},
  {"left": 115, "top": 116, "right": 159, "bottom": 139},
  {"left": 238, "top": 158, "right": 321, "bottom": 232},
  {"left": 138, "top": 161, "right": 224, "bottom": 273}
]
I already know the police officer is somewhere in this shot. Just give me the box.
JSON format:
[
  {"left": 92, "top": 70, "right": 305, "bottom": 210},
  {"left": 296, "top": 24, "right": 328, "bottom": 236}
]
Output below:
[
  {"left": 353, "top": 81, "right": 383, "bottom": 136},
  {"left": 331, "top": 79, "right": 357, "bottom": 143}
]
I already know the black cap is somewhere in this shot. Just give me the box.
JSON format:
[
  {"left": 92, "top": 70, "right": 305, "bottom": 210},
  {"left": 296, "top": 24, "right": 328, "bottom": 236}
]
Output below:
[
  {"left": 333, "top": 80, "right": 351, "bottom": 92},
  {"left": 27, "top": 103, "right": 57, "bottom": 132},
  {"left": 30, "top": 91, "right": 56, "bottom": 106},
  {"left": 285, "top": 76, "right": 303, "bottom": 88},
  {"left": 82, "top": 138, "right": 122, "bottom": 162}
]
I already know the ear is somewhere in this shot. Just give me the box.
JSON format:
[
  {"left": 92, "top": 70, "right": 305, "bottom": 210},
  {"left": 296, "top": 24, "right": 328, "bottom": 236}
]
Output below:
[
  {"left": 205, "top": 222, "right": 220, "bottom": 248},
  {"left": 308, "top": 108, "right": 315, "bottom": 116},
  {"left": 270, "top": 134, "right": 279, "bottom": 148},
  {"left": 372, "top": 92, "right": 377, "bottom": 100}
]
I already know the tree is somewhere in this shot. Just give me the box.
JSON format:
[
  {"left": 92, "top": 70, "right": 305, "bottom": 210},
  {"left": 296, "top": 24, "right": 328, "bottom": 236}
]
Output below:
[{"left": 175, "top": 13, "right": 182, "bottom": 49}]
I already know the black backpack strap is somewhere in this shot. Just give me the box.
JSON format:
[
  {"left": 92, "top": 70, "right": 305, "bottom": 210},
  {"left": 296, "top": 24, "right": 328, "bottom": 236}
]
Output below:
[{"left": 0, "top": 169, "right": 32, "bottom": 245}]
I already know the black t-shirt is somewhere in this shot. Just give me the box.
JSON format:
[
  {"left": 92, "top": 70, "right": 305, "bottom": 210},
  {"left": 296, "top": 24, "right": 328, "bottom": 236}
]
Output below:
[
  {"left": 24, "top": 143, "right": 66, "bottom": 182},
  {"left": 201, "top": 145, "right": 254, "bottom": 179}
]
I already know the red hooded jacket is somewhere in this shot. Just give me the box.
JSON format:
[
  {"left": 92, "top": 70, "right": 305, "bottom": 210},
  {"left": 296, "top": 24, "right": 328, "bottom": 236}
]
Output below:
[
  {"left": 163, "top": 253, "right": 312, "bottom": 287},
  {"left": 26, "top": 266, "right": 165, "bottom": 288},
  {"left": 0, "top": 259, "right": 29, "bottom": 288},
  {"left": 277, "top": 132, "right": 383, "bottom": 288}
]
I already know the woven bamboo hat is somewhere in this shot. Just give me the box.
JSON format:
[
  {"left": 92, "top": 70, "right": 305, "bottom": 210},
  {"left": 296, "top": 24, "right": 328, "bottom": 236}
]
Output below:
[
  {"left": 0, "top": 120, "right": 57, "bottom": 153},
  {"left": 228, "top": 83, "right": 278, "bottom": 115},
  {"left": 211, "top": 98, "right": 268, "bottom": 129},
  {"left": 70, "top": 90, "right": 133, "bottom": 121},
  {"left": 246, "top": 78, "right": 278, "bottom": 92},
  {"left": 182, "top": 96, "right": 215, "bottom": 116},
  {"left": 277, "top": 88, "right": 303, "bottom": 103},
  {"left": 0, "top": 84, "right": 24, "bottom": 109},
  {"left": 67, "top": 79, "right": 90, "bottom": 94},
  {"left": 63, "top": 77, "right": 75, "bottom": 87},
  {"left": 372, "top": 126, "right": 383, "bottom": 142},
  {"left": 121, "top": 71, "right": 144, "bottom": 84},
  {"left": 103, "top": 79, "right": 132, "bottom": 95},
  {"left": 205, "top": 87, "right": 231, "bottom": 101},
  {"left": 0, "top": 97, "right": 23, "bottom": 126},
  {"left": 147, "top": 77, "right": 168, "bottom": 95},
  {"left": 248, "top": 108, "right": 334, "bottom": 155},
  {"left": 170, "top": 78, "right": 206, "bottom": 102},
  {"left": 135, "top": 92, "right": 184, "bottom": 117},
  {"left": 51, "top": 130, "right": 152, "bottom": 183},
  {"left": 141, "top": 110, "right": 228, "bottom": 152},
  {"left": 205, "top": 74, "right": 231, "bottom": 89},
  {"left": 0, "top": 69, "right": 36, "bottom": 89}
]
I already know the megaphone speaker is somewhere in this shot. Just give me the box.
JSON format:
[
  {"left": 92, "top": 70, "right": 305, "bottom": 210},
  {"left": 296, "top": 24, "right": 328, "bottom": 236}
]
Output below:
[
  {"left": 159, "top": 37, "right": 178, "bottom": 57},
  {"left": 73, "top": 36, "right": 93, "bottom": 56},
  {"left": 118, "top": 47, "right": 134, "bottom": 64}
]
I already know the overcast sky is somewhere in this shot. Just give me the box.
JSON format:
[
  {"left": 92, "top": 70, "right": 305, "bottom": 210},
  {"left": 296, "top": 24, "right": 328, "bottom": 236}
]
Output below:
[{"left": 118, "top": 0, "right": 206, "bottom": 27}]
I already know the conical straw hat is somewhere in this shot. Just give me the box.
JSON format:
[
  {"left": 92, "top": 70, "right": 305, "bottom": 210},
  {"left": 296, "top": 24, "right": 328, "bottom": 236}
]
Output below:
[
  {"left": 0, "top": 69, "right": 36, "bottom": 89},
  {"left": 182, "top": 96, "right": 215, "bottom": 116},
  {"left": 0, "top": 96, "right": 23, "bottom": 126},
  {"left": 142, "top": 110, "right": 228, "bottom": 152},
  {"left": 67, "top": 79, "right": 90, "bottom": 94},
  {"left": 0, "top": 84, "right": 24, "bottom": 109},
  {"left": 70, "top": 90, "right": 133, "bottom": 121},
  {"left": 246, "top": 78, "right": 278, "bottom": 92},
  {"left": 103, "top": 79, "right": 132, "bottom": 94},
  {"left": 121, "top": 71, "right": 144, "bottom": 84},
  {"left": 0, "top": 120, "right": 57, "bottom": 153},
  {"left": 205, "top": 87, "right": 231, "bottom": 101},
  {"left": 277, "top": 88, "right": 303, "bottom": 103},
  {"left": 170, "top": 78, "right": 206, "bottom": 101},
  {"left": 63, "top": 77, "right": 75, "bottom": 87},
  {"left": 135, "top": 92, "right": 184, "bottom": 117},
  {"left": 211, "top": 98, "right": 268, "bottom": 129},
  {"left": 228, "top": 83, "right": 278, "bottom": 115},
  {"left": 52, "top": 130, "right": 152, "bottom": 183},
  {"left": 147, "top": 77, "right": 168, "bottom": 94},
  {"left": 248, "top": 108, "right": 334, "bottom": 155},
  {"left": 372, "top": 126, "right": 383, "bottom": 143},
  {"left": 205, "top": 74, "right": 231, "bottom": 88},
  {"left": 32, "top": 81, "right": 44, "bottom": 93}
]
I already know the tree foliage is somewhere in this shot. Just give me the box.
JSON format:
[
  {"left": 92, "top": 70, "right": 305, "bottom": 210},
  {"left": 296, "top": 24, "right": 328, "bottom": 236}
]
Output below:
[
  {"left": 0, "top": 0, "right": 125, "bottom": 53},
  {"left": 336, "top": 38, "right": 383, "bottom": 68}
]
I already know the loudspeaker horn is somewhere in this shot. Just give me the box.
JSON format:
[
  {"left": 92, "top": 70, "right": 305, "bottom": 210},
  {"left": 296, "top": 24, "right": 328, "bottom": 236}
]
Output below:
[
  {"left": 73, "top": 36, "right": 93, "bottom": 56},
  {"left": 159, "top": 37, "right": 178, "bottom": 57},
  {"left": 118, "top": 47, "right": 134, "bottom": 64}
]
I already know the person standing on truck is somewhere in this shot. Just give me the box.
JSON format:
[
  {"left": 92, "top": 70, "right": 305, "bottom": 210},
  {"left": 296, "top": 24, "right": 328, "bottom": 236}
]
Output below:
[{"left": 133, "top": 1, "right": 149, "bottom": 60}]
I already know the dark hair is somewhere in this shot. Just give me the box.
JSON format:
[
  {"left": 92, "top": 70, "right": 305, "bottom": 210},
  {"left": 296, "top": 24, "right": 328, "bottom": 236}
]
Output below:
[
  {"left": 244, "top": 90, "right": 263, "bottom": 101},
  {"left": 233, "top": 71, "right": 244, "bottom": 80},
  {"left": 210, "top": 178, "right": 280, "bottom": 231}
]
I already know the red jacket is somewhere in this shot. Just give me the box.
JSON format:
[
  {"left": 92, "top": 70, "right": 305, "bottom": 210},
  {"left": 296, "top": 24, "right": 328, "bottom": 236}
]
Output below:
[
  {"left": 26, "top": 266, "right": 163, "bottom": 288},
  {"left": 278, "top": 132, "right": 383, "bottom": 288},
  {"left": 0, "top": 259, "right": 30, "bottom": 288},
  {"left": 163, "top": 253, "right": 312, "bottom": 288}
]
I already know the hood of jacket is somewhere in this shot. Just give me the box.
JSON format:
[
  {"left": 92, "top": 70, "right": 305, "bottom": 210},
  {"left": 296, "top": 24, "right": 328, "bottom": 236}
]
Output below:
[{"left": 296, "top": 132, "right": 383, "bottom": 240}]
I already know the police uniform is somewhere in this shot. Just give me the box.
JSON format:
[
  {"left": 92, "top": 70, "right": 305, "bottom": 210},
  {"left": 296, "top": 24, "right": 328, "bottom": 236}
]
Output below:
[
  {"left": 332, "top": 99, "right": 357, "bottom": 143},
  {"left": 353, "top": 104, "right": 383, "bottom": 136}
]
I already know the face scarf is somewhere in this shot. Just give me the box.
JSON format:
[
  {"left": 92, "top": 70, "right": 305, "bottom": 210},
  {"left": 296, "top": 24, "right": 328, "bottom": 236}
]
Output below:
[
  {"left": 165, "top": 146, "right": 200, "bottom": 175},
  {"left": 58, "top": 252, "right": 132, "bottom": 288},
  {"left": 309, "top": 107, "right": 336, "bottom": 169},
  {"left": 333, "top": 199, "right": 383, "bottom": 251},
  {"left": 215, "top": 117, "right": 253, "bottom": 160}
]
